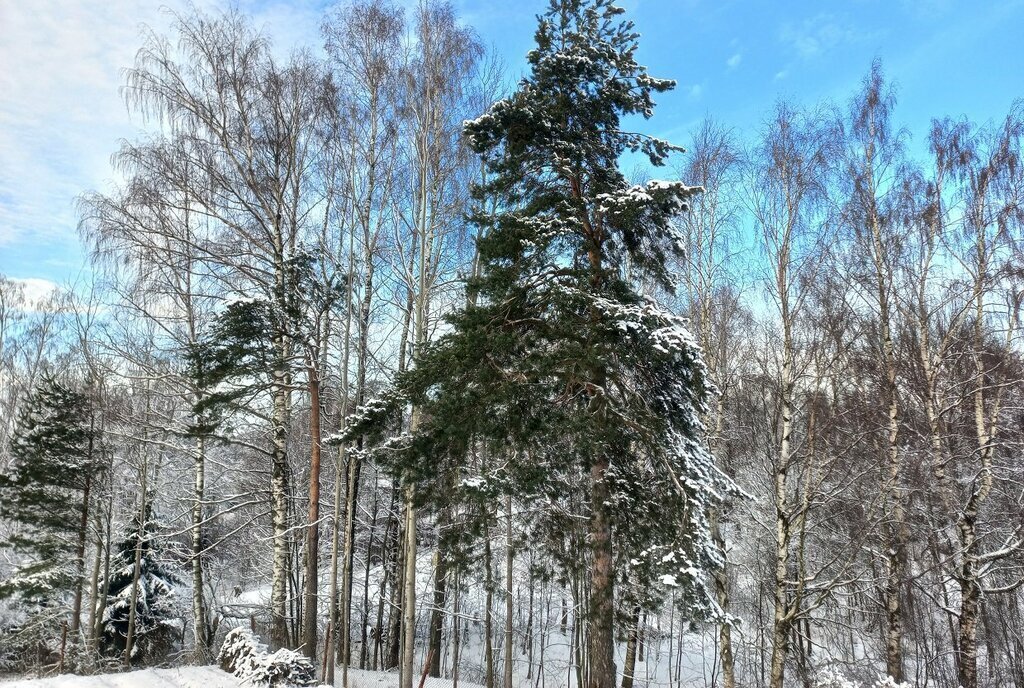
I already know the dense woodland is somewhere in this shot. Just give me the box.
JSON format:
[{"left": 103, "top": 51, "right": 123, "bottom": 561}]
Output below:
[{"left": 1, "top": 1, "right": 1023, "bottom": 688}]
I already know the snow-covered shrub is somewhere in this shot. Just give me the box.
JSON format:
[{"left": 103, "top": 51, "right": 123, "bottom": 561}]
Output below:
[
  {"left": 216, "top": 627, "right": 315, "bottom": 687},
  {"left": 250, "top": 648, "right": 316, "bottom": 687},
  {"left": 815, "top": 668, "right": 909, "bottom": 688}
]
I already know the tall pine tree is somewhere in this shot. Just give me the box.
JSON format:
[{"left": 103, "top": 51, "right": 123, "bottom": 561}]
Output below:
[
  {"left": 353, "top": 2, "right": 736, "bottom": 686},
  {"left": 0, "top": 374, "right": 99, "bottom": 643}
]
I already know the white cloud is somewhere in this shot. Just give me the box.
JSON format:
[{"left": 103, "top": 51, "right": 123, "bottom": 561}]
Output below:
[
  {"left": 7, "top": 277, "right": 60, "bottom": 306},
  {"left": 726, "top": 52, "right": 742, "bottom": 69},
  {"left": 0, "top": 0, "right": 323, "bottom": 256},
  {"left": 688, "top": 84, "right": 704, "bottom": 99}
]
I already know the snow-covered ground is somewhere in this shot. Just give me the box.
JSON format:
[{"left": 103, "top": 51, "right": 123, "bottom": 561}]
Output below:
[
  {"left": 0, "top": 666, "right": 246, "bottom": 688},
  {"left": 0, "top": 666, "right": 490, "bottom": 688}
]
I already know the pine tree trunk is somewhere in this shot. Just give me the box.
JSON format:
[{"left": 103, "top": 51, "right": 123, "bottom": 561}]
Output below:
[
  {"left": 587, "top": 452, "right": 615, "bottom": 688},
  {"left": 485, "top": 530, "right": 495, "bottom": 688},
  {"left": 428, "top": 546, "right": 447, "bottom": 677},
  {"left": 452, "top": 569, "right": 461, "bottom": 688},
  {"left": 504, "top": 494, "right": 514, "bottom": 688},
  {"left": 621, "top": 605, "right": 640, "bottom": 688}
]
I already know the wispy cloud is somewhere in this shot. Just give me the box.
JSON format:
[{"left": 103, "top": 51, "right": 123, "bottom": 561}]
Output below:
[
  {"left": 726, "top": 52, "right": 742, "bottom": 69},
  {"left": 0, "top": 0, "right": 322, "bottom": 261},
  {"left": 778, "top": 13, "right": 877, "bottom": 59}
]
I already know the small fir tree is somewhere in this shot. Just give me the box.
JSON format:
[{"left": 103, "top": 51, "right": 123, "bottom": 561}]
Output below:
[{"left": 99, "top": 503, "right": 181, "bottom": 662}]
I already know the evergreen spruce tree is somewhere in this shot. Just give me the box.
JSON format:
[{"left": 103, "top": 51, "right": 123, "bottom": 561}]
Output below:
[
  {"left": 352, "top": 2, "right": 738, "bottom": 687},
  {"left": 99, "top": 503, "right": 181, "bottom": 662},
  {"left": 0, "top": 374, "right": 98, "bottom": 644}
]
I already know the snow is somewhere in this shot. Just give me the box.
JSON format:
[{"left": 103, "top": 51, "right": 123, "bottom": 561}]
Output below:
[
  {"left": 0, "top": 667, "right": 491, "bottom": 688},
  {"left": 0, "top": 666, "right": 246, "bottom": 688}
]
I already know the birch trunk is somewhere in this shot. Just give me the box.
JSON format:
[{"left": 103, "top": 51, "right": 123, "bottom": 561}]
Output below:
[
  {"left": 400, "top": 485, "right": 417, "bottom": 688},
  {"left": 191, "top": 434, "right": 208, "bottom": 660},
  {"left": 270, "top": 377, "right": 291, "bottom": 650}
]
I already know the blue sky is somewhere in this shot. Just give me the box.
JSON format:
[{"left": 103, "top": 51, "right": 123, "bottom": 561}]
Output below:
[{"left": 2, "top": 0, "right": 1022, "bottom": 296}]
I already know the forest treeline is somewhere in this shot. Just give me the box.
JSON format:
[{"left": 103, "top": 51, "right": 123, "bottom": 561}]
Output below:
[{"left": 0, "top": 1, "right": 1022, "bottom": 688}]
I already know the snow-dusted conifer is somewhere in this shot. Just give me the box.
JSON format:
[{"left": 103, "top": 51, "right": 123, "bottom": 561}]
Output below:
[
  {"left": 99, "top": 504, "right": 181, "bottom": 661},
  {"left": 0, "top": 375, "right": 97, "bottom": 610}
]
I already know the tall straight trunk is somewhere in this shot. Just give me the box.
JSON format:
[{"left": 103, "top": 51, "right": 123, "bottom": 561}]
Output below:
[
  {"left": 124, "top": 457, "right": 148, "bottom": 667},
  {"left": 192, "top": 434, "right": 208, "bottom": 660},
  {"left": 583, "top": 226, "right": 615, "bottom": 688},
  {"left": 302, "top": 367, "right": 323, "bottom": 660},
  {"left": 386, "top": 511, "right": 403, "bottom": 671},
  {"left": 452, "top": 569, "right": 462, "bottom": 688},
  {"left": 865, "top": 149, "right": 906, "bottom": 682},
  {"left": 958, "top": 522, "right": 982, "bottom": 688},
  {"left": 343, "top": 242, "right": 374, "bottom": 680},
  {"left": 71, "top": 470, "right": 92, "bottom": 640},
  {"left": 360, "top": 484, "right": 378, "bottom": 669},
  {"left": 326, "top": 448, "right": 345, "bottom": 685},
  {"left": 341, "top": 453, "right": 362, "bottom": 679},
  {"left": 769, "top": 329, "right": 795, "bottom": 688},
  {"left": 327, "top": 214, "right": 357, "bottom": 685},
  {"left": 270, "top": 376, "right": 292, "bottom": 649},
  {"left": 485, "top": 529, "right": 495, "bottom": 688},
  {"left": 712, "top": 512, "right": 735, "bottom": 688},
  {"left": 504, "top": 494, "right": 514, "bottom": 688},
  {"left": 524, "top": 564, "right": 534, "bottom": 679},
  {"left": 400, "top": 485, "right": 417, "bottom": 688},
  {"left": 270, "top": 222, "right": 293, "bottom": 650},
  {"left": 427, "top": 546, "right": 447, "bottom": 677},
  {"left": 587, "top": 453, "right": 615, "bottom": 688},
  {"left": 71, "top": 406, "right": 97, "bottom": 643},
  {"left": 956, "top": 252, "right": 999, "bottom": 688},
  {"left": 93, "top": 455, "right": 114, "bottom": 650},
  {"left": 621, "top": 605, "right": 641, "bottom": 688},
  {"left": 87, "top": 509, "right": 103, "bottom": 653}
]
